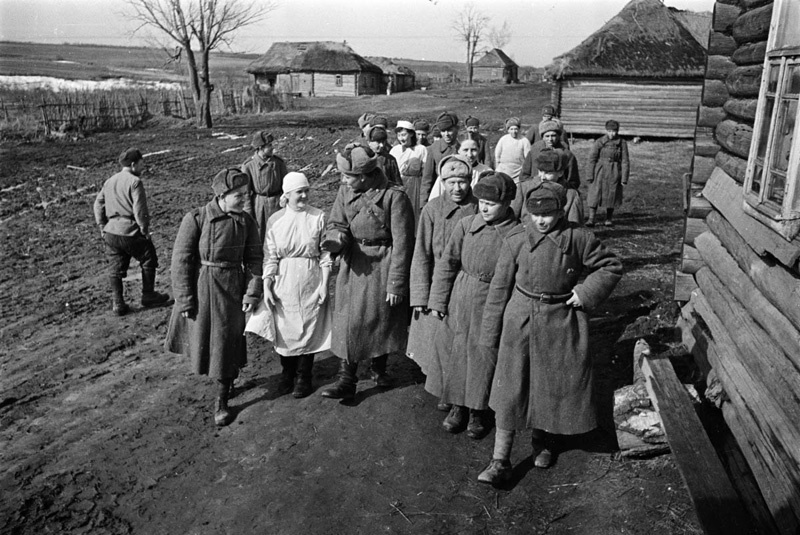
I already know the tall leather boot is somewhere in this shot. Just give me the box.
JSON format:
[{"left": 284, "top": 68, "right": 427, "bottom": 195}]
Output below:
[
  {"left": 141, "top": 268, "right": 171, "bottom": 307},
  {"left": 110, "top": 276, "right": 129, "bottom": 316},
  {"left": 321, "top": 359, "right": 358, "bottom": 401},
  {"left": 214, "top": 379, "right": 234, "bottom": 427},
  {"left": 604, "top": 208, "right": 614, "bottom": 227},
  {"left": 293, "top": 354, "right": 314, "bottom": 398},
  {"left": 277, "top": 356, "right": 298, "bottom": 395},
  {"left": 370, "top": 354, "right": 393, "bottom": 388}
]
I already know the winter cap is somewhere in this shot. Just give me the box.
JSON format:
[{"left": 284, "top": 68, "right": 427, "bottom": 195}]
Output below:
[
  {"left": 465, "top": 116, "right": 480, "bottom": 127},
  {"left": 505, "top": 117, "right": 521, "bottom": 130},
  {"left": 605, "top": 119, "right": 620, "bottom": 131},
  {"left": 282, "top": 172, "right": 309, "bottom": 194},
  {"left": 413, "top": 119, "right": 430, "bottom": 132},
  {"left": 119, "top": 148, "right": 143, "bottom": 167},
  {"left": 368, "top": 126, "right": 388, "bottom": 142},
  {"left": 212, "top": 168, "right": 249, "bottom": 196},
  {"left": 536, "top": 150, "right": 562, "bottom": 173},
  {"left": 357, "top": 112, "right": 376, "bottom": 129},
  {"left": 473, "top": 172, "right": 516, "bottom": 203},
  {"left": 435, "top": 111, "right": 459, "bottom": 131},
  {"left": 395, "top": 120, "right": 415, "bottom": 132},
  {"left": 370, "top": 115, "right": 389, "bottom": 129},
  {"left": 337, "top": 143, "right": 378, "bottom": 175},
  {"left": 542, "top": 104, "right": 556, "bottom": 116},
  {"left": 251, "top": 131, "right": 274, "bottom": 149},
  {"left": 438, "top": 154, "right": 472, "bottom": 181},
  {"left": 526, "top": 182, "right": 567, "bottom": 215},
  {"left": 431, "top": 126, "right": 442, "bottom": 138},
  {"left": 539, "top": 120, "right": 560, "bottom": 135}
]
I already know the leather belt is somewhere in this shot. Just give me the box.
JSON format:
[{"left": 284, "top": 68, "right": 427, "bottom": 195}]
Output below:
[
  {"left": 465, "top": 271, "right": 493, "bottom": 283},
  {"left": 201, "top": 260, "right": 240, "bottom": 269},
  {"left": 355, "top": 238, "right": 392, "bottom": 246},
  {"left": 515, "top": 284, "right": 571, "bottom": 303}
]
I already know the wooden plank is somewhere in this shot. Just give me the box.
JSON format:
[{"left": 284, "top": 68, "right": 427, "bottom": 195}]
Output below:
[
  {"left": 703, "top": 169, "right": 800, "bottom": 267},
  {"left": 673, "top": 270, "right": 698, "bottom": 301},
  {"left": 688, "top": 190, "right": 713, "bottom": 218},
  {"left": 726, "top": 65, "right": 763, "bottom": 98},
  {"left": 715, "top": 119, "right": 753, "bottom": 159},
  {"left": 681, "top": 244, "right": 704, "bottom": 274},
  {"left": 692, "top": 155, "right": 716, "bottom": 184},
  {"left": 684, "top": 217, "right": 708, "bottom": 245},
  {"left": 640, "top": 352, "right": 754, "bottom": 535},
  {"left": 694, "top": 127, "right": 720, "bottom": 158}
]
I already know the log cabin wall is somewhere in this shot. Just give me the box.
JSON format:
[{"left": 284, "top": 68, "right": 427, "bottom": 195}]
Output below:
[
  {"left": 556, "top": 78, "right": 703, "bottom": 138},
  {"left": 675, "top": 1, "right": 800, "bottom": 532}
]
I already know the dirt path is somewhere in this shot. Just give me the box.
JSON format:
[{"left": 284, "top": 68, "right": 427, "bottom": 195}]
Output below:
[{"left": 1, "top": 119, "right": 701, "bottom": 534}]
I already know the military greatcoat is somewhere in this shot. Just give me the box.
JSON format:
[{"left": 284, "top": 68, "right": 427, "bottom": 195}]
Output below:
[{"left": 587, "top": 135, "right": 630, "bottom": 209}]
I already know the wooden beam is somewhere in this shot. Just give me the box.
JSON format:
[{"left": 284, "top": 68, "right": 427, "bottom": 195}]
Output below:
[
  {"left": 709, "top": 32, "right": 737, "bottom": 56},
  {"left": 684, "top": 217, "right": 708, "bottom": 245},
  {"left": 715, "top": 119, "right": 753, "bottom": 159},
  {"left": 703, "top": 79, "right": 730, "bottom": 107},
  {"left": 692, "top": 155, "right": 716, "bottom": 184},
  {"left": 707, "top": 55, "right": 737, "bottom": 81},
  {"left": 723, "top": 98, "right": 758, "bottom": 122},
  {"left": 712, "top": 2, "right": 741, "bottom": 33},
  {"left": 640, "top": 352, "right": 754, "bottom": 535},
  {"left": 674, "top": 270, "right": 698, "bottom": 301},
  {"left": 698, "top": 106, "right": 727, "bottom": 128},
  {"left": 688, "top": 189, "right": 713, "bottom": 219},
  {"left": 714, "top": 151, "right": 747, "bottom": 183},
  {"left": 732, "top": 4, "right": 773, "bottom": 45},
  {"left": 732, "top": 41, "right": 768, "bottom": 67},
  {"left": 681, "top": 244, "right": 704, "bottom": 274},
  {"left": 726, "top": 65, "right": 764, "bottom": 99}
]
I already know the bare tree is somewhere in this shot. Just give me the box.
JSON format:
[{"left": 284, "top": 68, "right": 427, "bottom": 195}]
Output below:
[
  {"left": 488, "top": 21, "right": 512, "bottom": 50},
  {"left": 451, "top": 2, "right": 490, "bottom": 85},
  {"left": 125, "top": 0, "right": 277, "bottom": 127}
]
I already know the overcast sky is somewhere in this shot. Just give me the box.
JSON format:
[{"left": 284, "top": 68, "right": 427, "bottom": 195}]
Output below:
[{"left": 0, "top": 0, "right": 715, "bottom": 67}]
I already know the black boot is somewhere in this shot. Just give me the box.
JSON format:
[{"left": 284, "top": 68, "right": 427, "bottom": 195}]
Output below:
[
  {"left": 141, "top": 268, "right": 171, "bottom": 307},
  {"left": 370, "top": 354, "right": 393, "bottom": 388},
  {"left": 214, "top": 379, "right": 234, "bottom": 427},
  {"left": 109, "top": 276, "right": 129, "bottom": 316},
  {"left": 321, "top": 360, "right": 358, "bottom": 400},
  {"left": 277, "top": 356, "right": 298, "bottom": 396},
  {"left": 293, "top": 354, "right": 314, "bottom": 398}
]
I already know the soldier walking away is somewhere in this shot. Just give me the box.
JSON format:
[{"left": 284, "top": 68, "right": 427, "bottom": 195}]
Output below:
[
  {"left": 93, "top": 148, "right": 170, "bottom": 315},
  {"left": 587, "top": 120, "right": 630, "bottom": 227}
]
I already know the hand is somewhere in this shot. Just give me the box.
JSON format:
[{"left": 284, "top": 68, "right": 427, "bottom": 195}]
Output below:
[
  {"left": 242, "top": 302, "right": 254, "bottom": 313},
  {"left": 264, "top": 285, "right": 276, "bottom": 307},
  {"left": 314, "top": 284, "right": 328, "bottom": 305},
  {"left": 386, "top": 292, "right": 403, "bottom": 307},
  {"left": 181, "top": 309, "right": 196, "bottom": 320},
  {"left": 320, "top": 237, "right": 343, "bottom": 254},
  {"left": 566, "top": 290, "right": 582, "bottom": 308},
  {"left": 432, "top": 310, "right": 446, "bottom": 319}
]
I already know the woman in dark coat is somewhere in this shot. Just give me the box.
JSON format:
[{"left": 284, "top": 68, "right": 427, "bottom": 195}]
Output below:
[
  {"left": 320, "top": 143, "right": 415, "bottom": 401},
  {"left": 427, "top": 172, "right": 519, "bottom": 440},
  {"left": 165, "top": 169, "right": 263, "bottom": 427},
  {"left": 477, "top": 182, "right": 622, "bottom": 485},
  {"left": 586, "top": 120, "right": 630, "bottom": 227},
  {"left": 407, "top": 155, "right": 479, "bottom": 410}
]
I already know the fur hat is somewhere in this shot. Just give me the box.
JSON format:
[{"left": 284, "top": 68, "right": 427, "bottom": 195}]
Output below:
[
  {"left": 438, "top": 154, "right": 472, "bottom": 181},
  {"left": 212, "top": 168, "right": 249, "bottom": 196},
  {"left": 526, "top": 182, "right": 567, "bottom": 215},
  {"left": 435, "top": 111, "right": 459, "bottom": 131},
  {"left": 282, "top": 171, "right": 309, "bottom": 194},
  {"left": 251, "top": 131, "right": 274, "bottom": 149},
  {"left": 541, "top": 104, "right": 556, "bottom": 116},
  {"left": 370, "top": 115, "right": 389, "bottom": 129},
  {"left": 536, "top": 150, "right": 562, "bottom": 173},
  {"left": 473, "top": 172, "right": 516, "bottom": 203},
  {"left": 337, "top": 143, "right": 378, "bottom": 175},
  {"left": 368, "top": 126, "right": 388, "bottom": 142},
  {"left": 505, "top": 117, "right": 521, "bottom": 130},
  {"left": 539, "top": 120, "right": 560, "bottom": 136},
  {"left": 605, "top": 119, "right": 620, "bottom": 131},
  {"left": 465, "top": 116, "right": 480, "bottom": 127},
  {"left": 413, "top": 119, "right": 430, "bottom": 132},
  {"left": 119, "top": 148, "right": 143, "bottom": 167},
  {"left": 357, "top": 112, "right": 376, "bottom": 130}
]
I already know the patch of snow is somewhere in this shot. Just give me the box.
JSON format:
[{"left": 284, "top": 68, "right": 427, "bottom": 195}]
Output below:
[{"left": 0, "top": 75, "right": 184, "bottom": 92}]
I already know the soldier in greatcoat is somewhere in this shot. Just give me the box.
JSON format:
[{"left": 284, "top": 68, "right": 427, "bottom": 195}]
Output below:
[
  {"left": 420, "top": 111, "right": 460, "bottom": 207},
  {"left": 320, "top": 144, "right": 415, "bottom": 402},
  {"left": 241, "top": 130, "right": 288, "bottom": 244},
  {"left": 524, "top": 104, "right": 570, "bottom": 148},
  {"left": 513, "top": 150, "right": 584, "bottom": 225},
  {"left": 165, "top": 169, "right": 263, "bottom": 427},
  {"left": 407, "top": 155, "right": 479, "bottom": 411},
  {"left": 586, "top": 120, "right": 630, "bottom": 227},
  {"left": 476, "top": 182, "right": 622, "bottom": 485},
  {"left": 427, "top": 172, "right": 519, "bottom": 440},
  {"left": 520, "top": 120, "right": 580, "bottom": 188}
]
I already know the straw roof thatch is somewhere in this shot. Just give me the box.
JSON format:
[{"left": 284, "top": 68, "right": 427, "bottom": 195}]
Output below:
[
  {"left": 670, "top": 9, "right": 712, "bottom": 50},
  {"left": 366, "top": 57, "right": 416, "bottom": 76},
  {"left": 247, "top": 42, "right": 382, "bottom": 75},
  {"left": 546, "top": 0, "right": 708, "bottom": 80},
  {"left": 474, "top": 49, "right": 518, "bottom": 68}
]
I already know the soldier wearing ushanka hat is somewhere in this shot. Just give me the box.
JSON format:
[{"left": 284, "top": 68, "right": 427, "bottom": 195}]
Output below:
[
  {"left": 165, "top": 167, "right": 263, "bottom": 428},
  {"left": 421, "top": 111, "right": 461, "bottom": 207},
  {"left": 524, "top": 104, "right": 570, "bottom": 148},
  {"left": 241, "top": 129, "right": 288, "bottom": 244},
  {"left": 93, "top": 147, "right": 171, "bottom": 316},
  {"left": 513, "top": 150, "right": 584, "bottom": 224},
  {"left": 521, "top": 119, "right": 581, "bottom": 188},
  {"left": 476, "top": 176, "right": 622, "bottom": 486},
  {"left": 587, "top": 119, "right": 629, "bottom": 227},
  {"left": 414, "top": 119, "right": 431, "bottom": 147},
  {"left": 320, "top": 142, "right": 415, "bottom": 402},
  {"left": 365, "top": 124, "right": 402, "bottom": 186}
]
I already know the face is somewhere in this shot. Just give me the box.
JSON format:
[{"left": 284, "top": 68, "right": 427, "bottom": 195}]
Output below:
[
  {"left": 342, "top": 172, "right": 367, "bottom": 191},
  {"left": 444, "top": 176, "right": 470, "bottom": 203},
  {"left": 286, "top": 187, "right": 309, "bottom": 210},
  {"left": 530, "top": 211, "right": 561, "bottom": 233},
  {"left": 396, "top": 129, "right": 411, "bottom": 146},
  {"left": 130, "top": 159, "right": 145, "bottom": 177},
  {"left": 440, "top": 127, "right": 457, "bottom": 144},
  {"left": 219, "top": 185, "right": 249, "bottom": 214},
  {"left": 607, "top": 129, "right": 618, "bottom": 140},
  {"left": 537, "top": 170, "right": 559, "bottom": 182},
  {"left": 416, "top": 130, "right": 428, "bottom": 143},
  {"left": 368, "top": 139, "right": 388, "bottom": 154},
  {"left": 543, "top": 131, "right": 558, "bottom": 148},
  {"left": 466, "top": 125, "right": 479, "bottom": 134},
  {"left": 478, "top": 199, "right": 507, "bottom": 223},
  {"left": 507, "top": 125, "right": 520, "bottom": 138},
  {"left": 258, "top": 144, "right": 274, "bottom": 159},
  {"left": 458, "top": 140, "right": 479, "bottom": 165}
]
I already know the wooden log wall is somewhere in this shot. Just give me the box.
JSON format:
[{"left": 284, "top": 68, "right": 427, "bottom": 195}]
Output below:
[{"left": 675, "top": 1, "right": 800, "bottom": 532}]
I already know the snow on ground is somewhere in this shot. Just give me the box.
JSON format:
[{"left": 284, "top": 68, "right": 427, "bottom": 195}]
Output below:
[{"left": 0, "top": 75, "right": 183, "bottom": 92}]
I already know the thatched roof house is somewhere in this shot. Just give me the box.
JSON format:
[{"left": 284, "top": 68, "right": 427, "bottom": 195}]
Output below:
[
  {"left": 366, "top": 57, "right": 416, "bottom": 93},
  {"left": 246, "top": 41, "right": 382, "bottom": 97},
  {"left": 473, "top": 48, "right": 518, "bottom": 83},
  {"left": 545, "top": 0, "right": 710, "bottom": 137}
]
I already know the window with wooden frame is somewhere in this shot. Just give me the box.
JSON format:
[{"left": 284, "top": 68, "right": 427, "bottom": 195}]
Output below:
[
  {"left": 335, "top": 75, "right": 343, "bottom": 87},
  {"left": 743, "top": 0, "right": 800, "bottom": 240}
]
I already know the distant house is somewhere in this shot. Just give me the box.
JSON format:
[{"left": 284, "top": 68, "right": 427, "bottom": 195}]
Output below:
[
  {"left": 545, "top": 0, "right": 711, "bottom": 138},
  {"left": 367, "top": 57, "right": 415, "bottom": 93},
  {"left": 246, "top": 41, "right": 382, "bottom": 97},
  {"left": 472, "top": 48, "right": 518, "bottom": 83}
]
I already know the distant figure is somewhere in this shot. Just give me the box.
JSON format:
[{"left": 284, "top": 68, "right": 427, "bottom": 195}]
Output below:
[
  {"left": 494, "top": 117, "right": 531, "bottom": 183},
  {"left": 93, "top": 147, "right": 170, "bottom": 316},
  {"left": 241, "top": 131, "right": 288, "bottom": 245},
  {"left": 421, "top": 111, "right": 460, "bottom": 205},
  {"left": 414, "top": 119, "right": 431, "bottom": 147},
  {"left": 386, "top": 77, "right": 394, "bottom": 96},
  {"left": 464, "top": 116, "right": 494, "bottom": 168},
  {"left": 587, "top": 120, "right": 629, "bottom": 227},
  {"left": 525, "top": 104, "right": 569, "bottom": 148}
]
